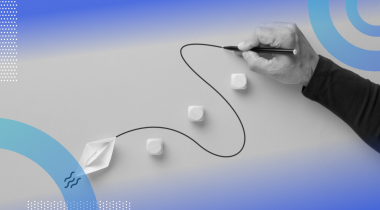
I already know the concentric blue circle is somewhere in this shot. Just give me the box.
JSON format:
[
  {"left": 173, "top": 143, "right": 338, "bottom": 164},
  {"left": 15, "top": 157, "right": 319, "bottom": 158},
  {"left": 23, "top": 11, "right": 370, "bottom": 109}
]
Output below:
[
  {"left": 346, "top": 0, "right": 380, "bottom": 37},
  {"left": 0, "top": 118, "right": 98, "bottom": 210},
  {"left": 309, "top": 0, "right": 380, "bottom": 71}
]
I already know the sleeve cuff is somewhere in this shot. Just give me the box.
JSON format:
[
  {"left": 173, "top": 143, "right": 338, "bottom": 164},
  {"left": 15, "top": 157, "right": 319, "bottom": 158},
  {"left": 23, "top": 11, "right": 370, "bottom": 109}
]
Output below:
[{"left": 302, "top": 55, "right": 332, "bottom": 101}]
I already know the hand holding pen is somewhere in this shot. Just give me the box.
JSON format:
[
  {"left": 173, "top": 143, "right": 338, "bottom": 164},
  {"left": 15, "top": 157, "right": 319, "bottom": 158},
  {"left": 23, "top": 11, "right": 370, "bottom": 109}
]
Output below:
[
  {"left": 232, "top": 22, "right": 319, "bottom": 86},
  {"left": 223, "top": 46, "right": 297, "bottom": 55}
]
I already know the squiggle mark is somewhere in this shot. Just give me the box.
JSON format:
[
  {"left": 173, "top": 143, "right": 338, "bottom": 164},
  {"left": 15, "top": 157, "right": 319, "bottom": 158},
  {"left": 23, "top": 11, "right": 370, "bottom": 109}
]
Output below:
[
  {"left": 64, "top": 178, "right": 75, "bottom": 188},
  {"left": 64, "top": 171, "right": 75, "bottom": 182},
  {"left": 70, "top": 178, "right": 81, "bottom": 188}
]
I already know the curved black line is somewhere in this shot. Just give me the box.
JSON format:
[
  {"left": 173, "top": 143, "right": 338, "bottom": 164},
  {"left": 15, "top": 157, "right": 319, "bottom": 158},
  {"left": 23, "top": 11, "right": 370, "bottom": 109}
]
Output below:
[
  {"left": 70, "top": 178, "right": 81, "bottom": 188},
  {"left": 64, "top": 178, "right": 75, "bottom": 188},
  {"left": 116, "top": 43, "right": 246, "bottom": 158},
  {"left": 64, "top": 171, "right": 75, "bottom": 182}
]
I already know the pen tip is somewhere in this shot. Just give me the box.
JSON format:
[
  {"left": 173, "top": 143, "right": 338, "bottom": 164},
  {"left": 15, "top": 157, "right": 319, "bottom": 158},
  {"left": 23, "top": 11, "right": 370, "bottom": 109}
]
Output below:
[
  {"left": 222, "top": 46, "right": 236, "bottom": 51},
  {"left": 293, "top": 49, "right": 298, "bottom": 55}
]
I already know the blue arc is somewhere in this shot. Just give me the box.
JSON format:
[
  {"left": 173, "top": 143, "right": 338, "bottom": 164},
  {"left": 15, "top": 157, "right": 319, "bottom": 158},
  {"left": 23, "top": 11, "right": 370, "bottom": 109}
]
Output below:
[
  {"left": 346, "top": 0, "right": 380, "bottom": 37},
  {"left": 0, "top": 118, "right": 98, "bottom": 210},
  {"left": 309, "top": 0, "right": 380, "bottom": 71}
]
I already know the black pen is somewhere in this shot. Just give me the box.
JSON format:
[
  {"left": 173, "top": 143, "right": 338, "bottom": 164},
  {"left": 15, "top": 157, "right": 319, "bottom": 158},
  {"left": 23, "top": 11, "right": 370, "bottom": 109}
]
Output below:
[{"left": 223, "top": 46, "right": 297, "bottom": 55}]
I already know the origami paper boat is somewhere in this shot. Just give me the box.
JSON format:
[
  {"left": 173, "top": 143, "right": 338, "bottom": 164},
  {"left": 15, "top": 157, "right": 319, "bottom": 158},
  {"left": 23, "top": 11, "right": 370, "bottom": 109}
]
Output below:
[{"left": 76, "top": 137, "right": 116, "bottom": 176}]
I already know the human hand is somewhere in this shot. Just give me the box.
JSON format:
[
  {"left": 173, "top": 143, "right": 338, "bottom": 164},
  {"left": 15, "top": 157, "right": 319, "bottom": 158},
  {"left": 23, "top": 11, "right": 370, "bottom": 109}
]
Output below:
[{"left": 237, "top": 22, "right": 319, "bottom": 86}]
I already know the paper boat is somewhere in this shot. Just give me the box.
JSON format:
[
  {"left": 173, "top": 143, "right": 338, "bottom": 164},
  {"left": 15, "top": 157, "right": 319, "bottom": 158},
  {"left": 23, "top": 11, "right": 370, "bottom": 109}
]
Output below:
[{"left": 76, "top": 137, "right": 116, "bottom": 176}]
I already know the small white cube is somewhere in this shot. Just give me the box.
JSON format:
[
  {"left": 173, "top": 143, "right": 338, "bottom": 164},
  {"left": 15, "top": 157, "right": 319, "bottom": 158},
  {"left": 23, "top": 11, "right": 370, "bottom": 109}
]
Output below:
[
  {"left": 146, "top": 138, "right": 163, "bottom": 155},
  {"left": 188, "top": 106, "right": 204, "bottom": 122},
  {"left": 231, "top": 73, "right": 247, "bottom": 89}
]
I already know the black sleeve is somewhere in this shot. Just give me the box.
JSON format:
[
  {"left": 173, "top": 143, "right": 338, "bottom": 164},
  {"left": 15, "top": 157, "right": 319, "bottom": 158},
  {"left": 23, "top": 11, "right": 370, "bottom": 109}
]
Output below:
[{"left": 302, "top": 55, "right": 380, "bottom": 153}]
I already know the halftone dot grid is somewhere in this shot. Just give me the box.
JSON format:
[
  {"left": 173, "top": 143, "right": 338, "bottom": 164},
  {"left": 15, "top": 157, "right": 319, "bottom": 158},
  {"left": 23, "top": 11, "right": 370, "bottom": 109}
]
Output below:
[
  {"left": 0, "top": 0, "right": 17, "bottom": 82},
  {"left": 27, "top": 201, "right": 131, "bottom": 210}
]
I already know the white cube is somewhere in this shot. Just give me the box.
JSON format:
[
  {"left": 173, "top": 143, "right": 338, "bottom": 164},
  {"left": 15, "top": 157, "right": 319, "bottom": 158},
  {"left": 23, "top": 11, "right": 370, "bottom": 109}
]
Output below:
[
  {"left": 231, "top": 73, "right": 247, "bottom": 89},
  {"left": 146, "top": 138, "right": 163, "bottom": 155},
  {"left": 188, "top": 106, "right": 205, "bottom": 122}
]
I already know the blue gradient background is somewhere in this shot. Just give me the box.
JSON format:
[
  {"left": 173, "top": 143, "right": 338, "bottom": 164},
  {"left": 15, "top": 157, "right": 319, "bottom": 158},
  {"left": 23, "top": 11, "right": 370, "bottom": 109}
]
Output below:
[
  {"left": 6, "top": 0, "right": 380, "bottom": 209},
  {"left": 17, "top": 0, "right": 308, "bottom": 58}
]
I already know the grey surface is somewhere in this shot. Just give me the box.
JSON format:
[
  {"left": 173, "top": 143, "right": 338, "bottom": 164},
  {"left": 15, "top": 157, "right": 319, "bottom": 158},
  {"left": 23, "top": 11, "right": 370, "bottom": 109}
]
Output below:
[{"left": 1, "top": 18, "right": 380, "bottom": 208}]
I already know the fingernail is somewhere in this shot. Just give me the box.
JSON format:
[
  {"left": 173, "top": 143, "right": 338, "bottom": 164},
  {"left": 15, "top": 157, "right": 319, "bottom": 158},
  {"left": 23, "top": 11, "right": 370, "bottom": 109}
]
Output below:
[{"left": 238, "top": 41, "right": 245, "bottom": 50}]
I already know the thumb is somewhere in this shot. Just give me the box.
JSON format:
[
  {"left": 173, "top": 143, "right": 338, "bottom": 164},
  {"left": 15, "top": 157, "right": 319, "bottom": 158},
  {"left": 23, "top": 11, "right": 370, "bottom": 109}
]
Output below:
[
  {"left": 238, "top": 36, "right": 260, "bottom": 51},
  {"left": 242, "top": 51, "right": 272, "bottom": 74}
]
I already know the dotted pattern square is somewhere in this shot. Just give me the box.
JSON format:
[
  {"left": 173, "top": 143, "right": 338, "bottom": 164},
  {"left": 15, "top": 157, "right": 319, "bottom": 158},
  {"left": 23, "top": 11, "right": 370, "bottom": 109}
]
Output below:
[
  {"left": 0, "top": 0, "right": 17, "bottom": 82},
  {"left": 27, "top": 200, "right": 131, "bottom": 210}
]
